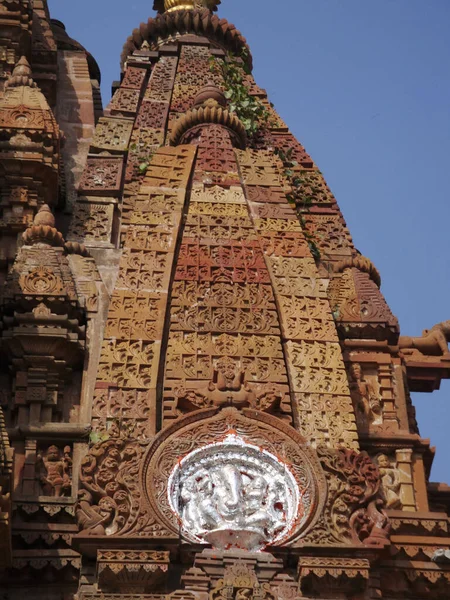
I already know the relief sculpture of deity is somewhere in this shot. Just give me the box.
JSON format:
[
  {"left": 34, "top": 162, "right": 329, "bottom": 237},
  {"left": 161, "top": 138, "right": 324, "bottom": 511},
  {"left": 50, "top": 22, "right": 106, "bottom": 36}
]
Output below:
[{"left": 168, "top": 434, "right": 303, "bottom": 551}]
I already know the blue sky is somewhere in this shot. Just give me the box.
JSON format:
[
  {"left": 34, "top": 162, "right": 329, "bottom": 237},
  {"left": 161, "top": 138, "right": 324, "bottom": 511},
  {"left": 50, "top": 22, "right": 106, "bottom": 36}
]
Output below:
[{"left": 48, "top": 0, "right": 450, "bottom": 482}]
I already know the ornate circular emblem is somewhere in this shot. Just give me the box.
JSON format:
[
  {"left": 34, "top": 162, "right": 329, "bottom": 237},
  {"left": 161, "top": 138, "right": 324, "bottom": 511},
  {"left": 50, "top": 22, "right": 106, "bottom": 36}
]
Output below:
[
  {"left": 168, "top": 433, "right": 303, "bottom": 551},
  {"left": 141, "top": 408, "right": 325, "bottom": 547},
  {"left": 20, "top": 267, "right": 65, "bottom": 295}
]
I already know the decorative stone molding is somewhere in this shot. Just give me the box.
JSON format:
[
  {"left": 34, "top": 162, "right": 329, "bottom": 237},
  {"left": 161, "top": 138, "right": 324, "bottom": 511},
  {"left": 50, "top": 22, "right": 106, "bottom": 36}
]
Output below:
[
  {"left": 298, "top": 557, "right": 370, "bottom": 596},
  {"left": 121, "top": 10, "right": 251, "bottom": 70},
  {"left": 97, "top": 550, "right": 169, "bottom": 593},
  {"left": 333, "top": 255, "right": 381, "bottom": 288},
  {"left": 170, "top": 98, "right": 246, "bottom": 148}
]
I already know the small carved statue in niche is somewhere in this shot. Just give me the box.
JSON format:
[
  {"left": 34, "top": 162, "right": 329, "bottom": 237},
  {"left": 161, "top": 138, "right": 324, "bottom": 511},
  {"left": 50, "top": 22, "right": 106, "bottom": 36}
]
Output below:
[
  {"left": 350, "top": 363, "right": 383, "bottom": 426},
  {"left": 175, "top": 356, "right": 283, "bottom": 417},
  {"left": 36, "top": 444, "right": 72, "bottom": 497},
  {"left": 375, "top": 454, "right": 402, "bottom": 509}
]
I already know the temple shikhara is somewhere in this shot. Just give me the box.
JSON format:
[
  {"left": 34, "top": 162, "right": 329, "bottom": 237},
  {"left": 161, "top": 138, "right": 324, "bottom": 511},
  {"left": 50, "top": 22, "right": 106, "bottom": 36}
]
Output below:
[{"left": 1, "top": 0, "right": 450, "bottom": 598}]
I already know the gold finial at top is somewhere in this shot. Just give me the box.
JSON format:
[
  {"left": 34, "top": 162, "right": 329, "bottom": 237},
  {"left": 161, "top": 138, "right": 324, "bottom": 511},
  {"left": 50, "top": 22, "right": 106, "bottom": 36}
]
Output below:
[{"left": 153, "top": 0, "right": 220, "bottom": 14}]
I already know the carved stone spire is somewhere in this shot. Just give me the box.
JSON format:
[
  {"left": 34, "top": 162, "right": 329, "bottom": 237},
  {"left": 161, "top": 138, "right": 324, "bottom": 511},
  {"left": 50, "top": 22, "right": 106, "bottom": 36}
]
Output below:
[
  {"left": 21, "top": 204, "right": 64, "bottom": 246},
  {"left": 0, "top": 56, "right": 61, "bottom": 275},
  {"left": 4, "top": 56, "right": 35, "bottom": 89}
]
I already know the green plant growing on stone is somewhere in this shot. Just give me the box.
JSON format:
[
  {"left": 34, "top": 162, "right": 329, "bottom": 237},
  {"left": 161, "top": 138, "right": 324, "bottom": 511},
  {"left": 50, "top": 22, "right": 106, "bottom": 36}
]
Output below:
[
  {"left": 209, "top": 48, "right": 271, "bottom": 137},
  {"left": 275, "top": 146, "right": 321, "bottom": 260}
]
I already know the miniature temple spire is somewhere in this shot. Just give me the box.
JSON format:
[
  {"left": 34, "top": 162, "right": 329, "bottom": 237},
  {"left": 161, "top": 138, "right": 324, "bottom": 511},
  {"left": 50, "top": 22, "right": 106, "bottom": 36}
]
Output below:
[{"left": 4, "top": 56, "right": 35, "bottom": 89}]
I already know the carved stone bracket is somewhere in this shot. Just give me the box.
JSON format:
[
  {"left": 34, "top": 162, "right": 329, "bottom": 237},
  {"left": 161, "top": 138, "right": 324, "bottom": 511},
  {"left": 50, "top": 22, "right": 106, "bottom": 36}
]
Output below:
[
  {"left": 97, "top": 549, "right": 170, "bottom": 593},
  {"left": 298, "top": 556, "right": 370, "bottom": 596}
]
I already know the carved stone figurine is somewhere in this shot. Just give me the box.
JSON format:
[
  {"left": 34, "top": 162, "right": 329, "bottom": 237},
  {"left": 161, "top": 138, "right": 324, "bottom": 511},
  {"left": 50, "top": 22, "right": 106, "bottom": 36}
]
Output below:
[
  {"left": 375, "top": 454, "right": 402, "bottom": 509},
  {"left": 399, "top": 320, "right": 450, "bottom": 356},
  {"left": 76, "top": 489, "right": 116, "bottom": 535},
  {"left": 349, "top": 364, "right": 383, "bottom": 426},
  {"left": 36, "top": 445, "right": 72, "bottom": 497},
  {"left": 179, "top": 463, "right": 287, "bottom": 547}
]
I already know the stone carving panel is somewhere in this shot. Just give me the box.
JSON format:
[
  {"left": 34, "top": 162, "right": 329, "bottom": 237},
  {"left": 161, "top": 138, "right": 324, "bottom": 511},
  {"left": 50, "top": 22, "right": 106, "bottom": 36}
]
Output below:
[
  {"left": 97, "top": 339, "right": 157, "bottom": 388},
  {"left": 168, "top": 434, "right": 302, "bottom": 550},
  {"left": 138, "top": 408, "right": 325, "bottom": 544},
  {"left": 68, "top": 201, "right": 113, "bottom": 243},
  {"left": 300, "top": 447, "right": 390, "bottom": 547},
  {"left": 92, "top": 387, "right": 154, "bottom": 441},
  {"left": 121, "top": 66, "right": 147, "bottom": 90},
  {"left": 78, "top": 157, "right": 123, "bottom": 195},
  {"left": 145, "top": 56, "right": 177, "bottom": 103},
  {"left": 294, "top": 393, "right": 358, "bottom": 449},
  {"left": 135, "top": 100, "right": 169, "bottom": 130},
  {"left": 36, "top": 444, "right": 72, "bottom": 497},
  {"left": 115, "top": 249, "right": 172, "bottom": 292},
  {"left": 91, "top": 117, "right": 133, "bottom": 152},
  {"left": 110, "top": 88, "right": 140, "bottom": 114},
  {"left": 77, "top": 437, "right": 146, "bottom": 536}
]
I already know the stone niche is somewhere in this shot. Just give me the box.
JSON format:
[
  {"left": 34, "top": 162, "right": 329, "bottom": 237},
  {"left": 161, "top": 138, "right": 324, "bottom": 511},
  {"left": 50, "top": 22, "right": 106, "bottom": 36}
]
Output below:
[{"left": 141, "top": 407, "right": 325, "bottom": 549}]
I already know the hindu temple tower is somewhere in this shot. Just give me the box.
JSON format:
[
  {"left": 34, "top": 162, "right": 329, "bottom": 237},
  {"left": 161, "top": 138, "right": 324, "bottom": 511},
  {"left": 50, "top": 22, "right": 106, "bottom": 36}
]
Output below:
[{"left": 0, "top": 0, "right": 449, "bottom": 598}]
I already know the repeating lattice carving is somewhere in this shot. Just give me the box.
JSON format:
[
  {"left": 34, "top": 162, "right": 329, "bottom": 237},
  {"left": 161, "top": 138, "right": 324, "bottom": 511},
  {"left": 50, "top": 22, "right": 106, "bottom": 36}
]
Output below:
[
  {"left": 91, "top": 117, "right": 133, "bottom": 152},
  {"left": 184, "top": 214, "right": 257, "bottom": 241},
  {"left": 109, "top": 88, "right": 140, "bottom": 114},
  {"left": 170, "top": 84, "right": 198, "bottom": 113},
  {"left": 68, "top": 202, "right": 113, "bottom": 243},
  {"left": 121, "top": 66, "right": 147, "bottom": 90},
  {"left": 190, "top": 184, "right": 246, "bottom": 204},
  {"left": 135, "top": 100, "right": 169, "bottom": 130},
  {"left": 295, "top": 394, "right": 358, "bottom": 449},
  {"left": 105, "top": 291, "right": 166, "bottom": 340},
  {"left": 92, "top": 145, "right": 196, "bottom": 438},
  {"left": 172, "top": 281, "right": 275, "bottom": 310},
  {"left": 116, "top": 249, "right": 172, "bottom": 292},
  {"left": 192, "top": 125, "right": 240, "bottom": 184},
  {"left": 92, "top": 387, "right": 154, "bottom": 440},
  {"left": 259, "top": 231, "right": 310, "bottom": 257},
  {"left": 303, "top": 214, "right": 353, "bottom": 257},
  {"left": 97, "top": 339, "right": 157, "bottom": 388},
  {"left": 175, "top": 240, "right": 270, "bottom": 283},
  {"left": 145, "top": 56, "right": 177, "bottom": 102},
  {"left": 245, "top": 185, "right": 287, "bottom": 204},
  {"left": 78, "top": 157, "right": 123, "bottom": 194}
]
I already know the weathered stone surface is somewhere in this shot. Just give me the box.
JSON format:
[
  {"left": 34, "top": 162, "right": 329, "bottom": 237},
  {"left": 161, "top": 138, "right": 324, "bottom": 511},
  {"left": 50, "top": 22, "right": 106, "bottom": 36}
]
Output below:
[{"left": 1, "top": 2, "right": 448, "bottom": 599}]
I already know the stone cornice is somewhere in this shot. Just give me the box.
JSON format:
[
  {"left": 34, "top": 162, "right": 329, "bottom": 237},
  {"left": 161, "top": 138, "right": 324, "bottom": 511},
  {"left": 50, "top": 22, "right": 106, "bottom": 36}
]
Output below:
[
  {"left": 170, "top": 99, "right": 246, "bottom": 147},
  {"left": 121, "top": 9, "right": 251, "bottom": 70}
]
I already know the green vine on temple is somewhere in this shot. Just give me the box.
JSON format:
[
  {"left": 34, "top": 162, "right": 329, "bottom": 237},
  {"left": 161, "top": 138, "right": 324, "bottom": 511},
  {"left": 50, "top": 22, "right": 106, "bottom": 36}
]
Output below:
[
  {"left": 275, "top": 147, "right": 321, "bottom": 260},
  {"left": 209, "top": 49, "right": 271, "bottom": 137}
]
